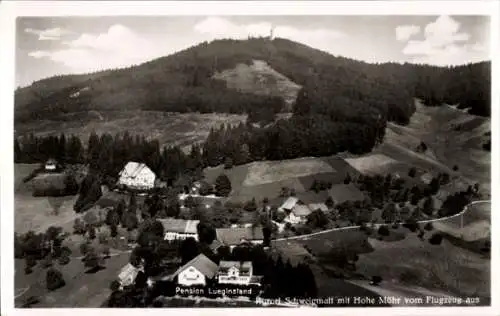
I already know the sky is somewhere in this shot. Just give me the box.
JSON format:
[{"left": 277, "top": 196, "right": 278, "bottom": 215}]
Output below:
[{"left": 16, "top": 15, "right": 491, "bottom": 87}]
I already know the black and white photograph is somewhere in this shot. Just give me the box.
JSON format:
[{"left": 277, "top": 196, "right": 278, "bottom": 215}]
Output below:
[{"left": 0, "top": 0, "right": 498, "bottom": 314}]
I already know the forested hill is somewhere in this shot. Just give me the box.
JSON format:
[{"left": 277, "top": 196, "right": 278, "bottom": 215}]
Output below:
[{"left": 15, "top": 37, "right": 490, "bottom": 126}]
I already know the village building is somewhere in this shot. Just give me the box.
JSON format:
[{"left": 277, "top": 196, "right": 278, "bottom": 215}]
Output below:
[
  {"left": 117, "top": 263, "right": 144, "bottom": 289},
  {"left": 167, "top": 254, "right": 219, "bottom": 287},
  {"left": 285, "top": 204, "right": 312, "bottom": 224},
  {"left": 44, "top": 158, "right": 58, "bottom": 171},
  {"left": 117, "top": 161, "right": 156, "bottom": 191},
  {"left": 158, "top": 218, "right": 200, "bottom": 241},
  {"left": 278, "top": 196, "right": 299, "bottom": 213},
  {"left": 216, "top": 227, "right": 264, "bottom": 249},
  {"left": 277, "top": 196, "right": 312, "bottom": 224},
  {"left": 217, "top": 261, "right": 263, "bottom": 286}
]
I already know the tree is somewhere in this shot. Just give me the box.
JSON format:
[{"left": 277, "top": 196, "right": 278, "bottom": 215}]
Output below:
[
  {"left": 179, "top": 237, "right": 200, "bottom": 264},
  {"left": 215, "top": 174, "right": 232, "bottom": 197},
  {"left": 429, "top": 233, "right": 443, "bottom": 245},
  {"left": 84, "top": 211, "right": 99, "bottom": 228},
  {"left": 106, "top": 207, "right": 120, "bottom": 227},
  {"left": 73, "top": 218, "right": 86, "bottom": 235},
  {"left": 422, "top": 197, "right": 435, "bottom": 216},
  {"left": 378, "top": 225, "right": 390, "bottom": 236},
  {"left": 224, "top": 157, "right": 233, "bottom": 169},
  {"left": 381, "top": 202, "right": 397, "bottom": 223},
  {"left": 110, "top": 224, "right": 118, "bottom": 237},
  {"left": 428, "top": 177, "right": 440, "bottom": 195},
  {"left": 83, "top": 250, "right": 103, "bottom": 271},
  {"left": 306, "top": 209, "right": 329, "bottom": 229},
  {"left": 325, "top": 197, "right": 334, "bottom": 209},
  {"left": 197, "top": 222, "right": 216, "bottom": 244},
  {"left": 344, "top": 173, "right": 352, "bottom": 184},
  {"left": 452, "top": 165, "right": 459, "bottom": 171},
  {"left": 424, "top": 222, "right": 433, "bottom": 231},
  {"left": 244, "top": 198, "right": 258, "bottom": 212},
  {"left": 88, "top": 226, "right": 97, "bottom": 240},
  {"left": 46, "top": 268, "right": 65, "bottom": 291},
  {"left": 408, "top": 167, "right": 417, "bottom": 178}
]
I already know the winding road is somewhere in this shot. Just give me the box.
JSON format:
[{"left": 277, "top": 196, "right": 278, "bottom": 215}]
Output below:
[{"left": 273, "top": 199, "right": 491, "bottom": 242}]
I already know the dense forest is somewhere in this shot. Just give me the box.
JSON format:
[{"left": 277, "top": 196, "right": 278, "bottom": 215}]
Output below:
[{"left": 14, "top": 38, "right": 490, "bottom": 168}]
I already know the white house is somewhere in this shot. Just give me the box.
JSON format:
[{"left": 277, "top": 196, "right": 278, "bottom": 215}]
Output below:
[
  {"left": 44, "top": 158, "right": 57, "bottom": 171},
  {"left": 159, "top": 218, "right": 200, "bottom": 241},
  {"left": 278, "top": 196, "right": 299, "bottom": 213},
  {"left": 217, "top": 261, "right": 260, "bottom": 286},
  {"left": 117, "top": 162, "right": 156, "bottom": 190},
  {"left": 284, "top": 204, "right": 312, "bottom": 225},
  {"left": 169, "top": 254, "right": 219, "bottom": 287},
  {"left": 117, "top": 263, "right": 144, "bottom": 289}
]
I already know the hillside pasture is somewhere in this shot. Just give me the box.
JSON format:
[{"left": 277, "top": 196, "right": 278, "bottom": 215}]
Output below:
[
  {"left": 433, "top": 202, "right": 491, "bottom": 242},
  {"left": 356, "top": 233, "right": 490, "bottom": 300},
  {"left": 15, "top": 251, "right": 130, "bottom": 307},
  {"left": 15, "top": 111, "right": 247, "bottom": 148},
  {"left": 212, "top": 60, "right": 302, "bottom": 108}
]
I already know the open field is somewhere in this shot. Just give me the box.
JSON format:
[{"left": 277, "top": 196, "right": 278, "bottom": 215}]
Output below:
[
  {"left": 345, "top": 154, "right": 398, "bottom": 175},
  {"left": 16, "top": 111, "right": 247, "bottom": 149},
  {"left": 15, "top": 194, "right": 79, "bottom": 234},
  {"left": 356, "top": 233, "right": 490, "bottom": 300},
  {"left": 242, "top": 157, "right": 335, "bottom": 186}
]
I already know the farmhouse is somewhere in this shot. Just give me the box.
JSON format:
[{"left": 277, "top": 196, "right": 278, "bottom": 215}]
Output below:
[
  {"left": 117, "top": 162, "right": 156, "bottom": 190},
  {"left": 117, "top": 263, "right": 144, "bottom": 289},
  {"left": 277, "top": 196, "right": 313, "bottom": 224},
  {"left": 216, "top": 227, "right": 264, "bottom": 249},
  {"left": 285, "top": 204, "right": 312, "bottom": 225},
  {"left": 44, "top": 158, "right": 58, "bottom": 171},
  {"left": 169, "top": 254, "right": 219, "bottom": 287},
  {"left": 217, "top": 261, "right": 263, "bottom": 286},
  {"left": 278, "top": 196, "right": 299, "bottom": 213},
  {"left": 158, "top": 218, "right": 200, "bottom": 241}
]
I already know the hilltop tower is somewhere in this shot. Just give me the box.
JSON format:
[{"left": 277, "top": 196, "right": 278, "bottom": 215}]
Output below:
[{"left": 269, "top": 26, "right": 275, "bottom": 40}]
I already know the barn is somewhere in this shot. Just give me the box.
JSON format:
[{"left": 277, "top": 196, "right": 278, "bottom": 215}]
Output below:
[{"left": 117, "top": 162, "right": 156, "bottom": 191}]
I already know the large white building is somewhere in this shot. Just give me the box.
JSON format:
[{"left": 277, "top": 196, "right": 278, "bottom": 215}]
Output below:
[
  {"left": 168, "top": 254, "right": 219, "bottom": 287},
  {"left": 117, "top": 162, "right": 156, "bottom": 190}
]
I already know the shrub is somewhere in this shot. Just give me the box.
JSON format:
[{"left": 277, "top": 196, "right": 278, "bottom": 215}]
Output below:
[
  {"left": 408, "top": 167, "right": 417, "bottom": 178},
  {"left": 371, "top": 276, "right": 382, "bottom": 285},
  {"left": 452, "top": 165, "right": 459, "bottom": 171},
  {"left": 46, "top": 268, "right": 66, "bottom": 291},
  {"left": 429, "top": 233, "right": 443, "bottom": 245},
  {"left": 378, "top": 225, "right": 390, "bottom": 236},
  {"left": 58, "top": 255, "right": 70, "bottom": 265},
  {"left": 424, "top": 222, "right": 433, "bottom": 231}
]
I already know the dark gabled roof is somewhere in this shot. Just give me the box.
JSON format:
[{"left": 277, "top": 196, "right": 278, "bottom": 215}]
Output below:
[
  {"left": 158, "top": 218, "right": 200, "bottom": 234},
  {"left": 216, "top": 227, "right": 264, "bottom": 245},
  {"left": 169, "top": 254, "right": 218, "bottom": 280}
]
